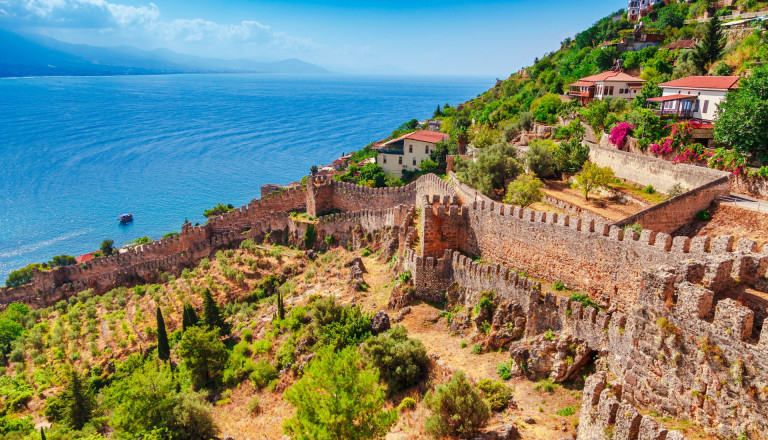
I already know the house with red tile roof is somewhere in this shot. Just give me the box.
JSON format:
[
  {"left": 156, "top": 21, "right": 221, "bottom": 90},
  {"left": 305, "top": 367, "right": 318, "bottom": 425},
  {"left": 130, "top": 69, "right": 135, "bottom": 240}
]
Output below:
[
  {"left": 647, "top": 76, "right": 740, "bottom": 121},
  {"left": 376, "top": 130, "right": 449, "bottom": 176},
  {"left": 75, "top": 252, "right": 96, "bottom": 264},
  {"left": 662, "top": 39, "right": 697, "bottom": 51},
  {"left": 568, "top": 71, "right": 646, "bottom": 104}
]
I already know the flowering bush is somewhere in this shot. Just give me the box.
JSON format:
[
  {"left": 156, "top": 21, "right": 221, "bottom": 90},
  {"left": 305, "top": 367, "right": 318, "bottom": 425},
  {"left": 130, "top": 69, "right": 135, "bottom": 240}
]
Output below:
[
  {"left": 608, "top": 122, "right": 635, "bottom": 149},
  {"left": 707, "top": 148, "right": 748, "bottom": 174},
  {"left": 673, "top": 143, "right": 711, "bottom": 164},
  {"left": 649, "top": 121, "right": 697, "bottom": 157},
  {"left": 650, "top": 137, "right": 675, "bottom": 155}
]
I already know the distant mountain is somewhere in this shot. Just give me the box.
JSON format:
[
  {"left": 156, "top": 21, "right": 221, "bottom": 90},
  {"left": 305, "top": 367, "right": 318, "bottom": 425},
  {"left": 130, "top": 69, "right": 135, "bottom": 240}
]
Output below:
[{"left": 0, "top": 29, "right": 328, "bottom": 77}]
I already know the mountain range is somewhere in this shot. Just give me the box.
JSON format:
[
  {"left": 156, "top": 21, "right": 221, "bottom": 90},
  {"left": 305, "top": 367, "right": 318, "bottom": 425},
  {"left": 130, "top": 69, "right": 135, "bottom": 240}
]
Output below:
[{"left": 0, "top": 29, "right": 329, "bottom": 77}]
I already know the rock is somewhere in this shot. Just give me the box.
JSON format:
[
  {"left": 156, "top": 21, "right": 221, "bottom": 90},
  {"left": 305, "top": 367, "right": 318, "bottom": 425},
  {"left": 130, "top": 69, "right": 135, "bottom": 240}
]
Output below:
[
  {"left": 496, "top": 425, "right": 521, "bottom": 440},
  {"left": 306, "top": 250, "right": 317, "bottom": 260},
  {"left": 393, "top": 306, "right": 411, "bottom": 322},
  {"left": 371, "top": 311, "right": 391, "bottom": 334},
  {"left": 346, "top": 257, "right": 367, "bottom": 272},
  {"left": 524, "top": 417, "right": 536, "bottom": 424}
]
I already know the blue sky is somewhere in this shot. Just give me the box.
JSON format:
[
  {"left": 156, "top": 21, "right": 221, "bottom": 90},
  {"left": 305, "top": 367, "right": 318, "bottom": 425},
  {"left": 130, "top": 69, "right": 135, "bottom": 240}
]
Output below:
[{"left": 0, "top": 0, "right": 624, "bottom": 75}]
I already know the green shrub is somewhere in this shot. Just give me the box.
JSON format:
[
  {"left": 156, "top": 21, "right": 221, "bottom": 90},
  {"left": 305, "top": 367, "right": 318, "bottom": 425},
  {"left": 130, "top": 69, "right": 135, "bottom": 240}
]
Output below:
[
  {"left": 248, "top": 397, "right": 261, "bottom": 415},
  {"left": 276, "top": 339, "right": 296, "bottom": 369},
  {"left": 497, "top": 363, "right": 512, "bottom": 380},
  {"left": 324, "top": 235, "right": 334, "bottom": 246},
  {"left": 309, "top": 296, "right": 372, "bottom": 350},
  {"left": 424, "top": 371, "right": 490, "bottom": 438},
  {"left": 696, "top": 210, "right": 711, "bottom": 221},
  {"left": 252, "top": 339, "right": 273, "bottom": 356},
  {"left": 250, "top": 360, "right": 278, "bottom": 389},
  {"left": 303, "top": 224, "right": 317, "bottom": 249},
  {"left": 556, "top": 405, "right": 576, "bottom": 416},
  {"left": 553, "top": 281, "right": 566, "bottom": 291},
  {"left": 570, "top": 292, "right": 599, "bottom": 310},
  {"left": 361, "top": 248, "right": 372, "bottom": 257},
  {"left": 477, "top": 379, "right": 513, "bottom": 412},
  {"left": 361, "top": 326, "right": 429, "bottom": 396},
  {"left": 471, "top": 343, "right": 483, "bottom": 355},
  {"left": 398, "top": 397, "right": 417, "bottom": 412},
  {"left": 534, "top": 378, "right": 557, "bottom": 393}
]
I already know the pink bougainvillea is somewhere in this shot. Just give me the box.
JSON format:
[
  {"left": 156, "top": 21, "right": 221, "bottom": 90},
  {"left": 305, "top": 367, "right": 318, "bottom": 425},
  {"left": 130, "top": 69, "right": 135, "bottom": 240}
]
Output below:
[
  {"left": 649, "top": 121, "right": 696, "bottom": 157},
  {"left": 649, "top": 137, "right": 674, "bottom": 155},
  {"left": 608, "top": 122, "right": 635, "bottom": 150},
  {"left": 673, "top": 143, "right": 710, "bottom": 164}
]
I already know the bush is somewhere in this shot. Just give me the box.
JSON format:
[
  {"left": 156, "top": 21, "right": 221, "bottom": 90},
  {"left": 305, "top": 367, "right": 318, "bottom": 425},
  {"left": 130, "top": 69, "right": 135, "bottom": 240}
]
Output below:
[
  {"left": 556, "top": 405, "right": 576, "bottom": 416},
  {"left": 570, "top": 293, "right": 599, "bottom": 310},
  {"left": 302, "top": 224, "right": 317, "bottom": 249},
  {"left": 696, "top": 210, "right": 711, "bottom": 221},
  {"left": 361, "top": 326, "right": 429, "bottom": 396},
  {"left": 471, "top": 343, "right": 483, "bottom": 355},
  {"left": 397, "top": 397, "right": 417, "bottom": 412},
  {"left": 553, "top": 281, "right": 566, "bottom": 291},
  {"left": 574, "top": 162, "right": 615, "bottom": 200},
  {"left": 177, "top": 326, "right": 228, "bottom": 388},
  {"left": 250, "top": 360, "right": 278, "bottom": 389},
  {"left": 642, "top": 185, "right": 655, "bottom": 194},
  {"left": 203, "top": 203, "right": 234, "bottom": 218},
  {"left": 454, "top": 143, "right": 522, "bottom": 196},
  {"left": 529, "top": 93, "right": 562, "bottom": 125},
  {"left": 477, "top": 379, "right": 513, "bottom": 412},
  {"left": 309, "top": 297, "right": 372, "bottom": 350},
  {"left": 248, "top": 397, "right": 261, "bottom": 415},
  {"left": 496, "top": 363, "right": 512, "bottom": 380},
  {"left": 667, "top": 183, "right": 685, "bottom": 198},
  {"left": 424, "top": 371, "right": 490, "bottom": 438}
]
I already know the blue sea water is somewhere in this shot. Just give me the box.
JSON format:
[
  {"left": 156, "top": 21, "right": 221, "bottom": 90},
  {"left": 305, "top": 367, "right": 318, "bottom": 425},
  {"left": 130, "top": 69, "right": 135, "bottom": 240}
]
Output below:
[{"left": 0, "top": 73, "right": 490, "bottom": 280}]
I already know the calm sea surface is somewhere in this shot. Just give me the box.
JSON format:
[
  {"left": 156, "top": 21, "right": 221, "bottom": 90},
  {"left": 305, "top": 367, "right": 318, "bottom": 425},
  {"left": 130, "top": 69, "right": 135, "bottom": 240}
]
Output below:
[{"left": 0, "top": 73, "right": 490, "bottom": 280}]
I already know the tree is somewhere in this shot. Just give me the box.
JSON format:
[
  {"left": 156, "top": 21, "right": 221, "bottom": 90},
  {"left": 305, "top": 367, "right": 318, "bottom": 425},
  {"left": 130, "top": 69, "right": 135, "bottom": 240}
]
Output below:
[
  {"left": 100, "top": 239, "right": 114, "bottom": 256},
  {"left": 104, "top": 359, "right": 218, "bottom": 440},
  {"left": 554, "top": 138, "right": 590, "bottom": 175},
  {"left": 283, "top": 346, "right": 397, "bottom": 440},
  {"left": 433, "top": 104, "right": 442, "bottom": 118},
  {"left": 277, "top": 287, "right": 285, "bottom": 321},
  {"left": 523, "top": 139, "right": 558, "bottom": 178},
  {"left": 503, "top": 173, "right": 544, "bottom": 208},
  {"left": 202, "top": 289, "right": 230, "bottom": 336},
  {"left": 67, "top": 369, "right": 94, "bottom": 430},
  {"left": 429, "top": 139, "right": 458, "bottom": 172},
  {"left": 419, "top": 159, "right": 438, "bottom": 173},
  {"left": 203, "top": 203, "right": 234, "bottom": 218},
  {"left": 5, "top": 264, "right": 42, "bottom": 288},
  {"left": 177, "top": 326, "right": 228, "bottom": 389},
  {"left": 692, "top": 14, "right": 725, "bottom": 72},
  {"left": 182, "top": 304, "right": 199, "bottom": 332},
  {"left": 310, "top": 165, "right": 318, "bottom": 175},
  {"left": 424, "top": 371, "right": 490, "bottom": 438},
  {"left": 40, "top": 428, "right": 46, "bottom": 440},
  {"left": 303, "top": 223, "right": 317, "bottom": 250},
  {"left": 454, "top": 142, "right": 522, "bottom": 197},
  {"left": 714, "top": 65, "right": 768, "bottom": 160},
  {"left": 156, "top": 307, "right": 170, "bottom": 362},
  {"left": 529, "top": 93, "right": 562, "bottom": 125},
  {"left": 574, "top": 162, "right": 615, "bottom": 200},
  {"left": 357, "top": 163, "right": 387, "bottom": 188},
  {"left": 633, "top": 81, "right": 662, "bottom": 108},
  {"left": 49, "top": 255, "right": 76, "bottom": 267}
]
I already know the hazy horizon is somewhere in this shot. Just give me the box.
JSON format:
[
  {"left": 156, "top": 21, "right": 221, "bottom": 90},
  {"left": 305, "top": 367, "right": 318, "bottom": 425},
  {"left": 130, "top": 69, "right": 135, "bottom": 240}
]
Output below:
[{"left": 1, "top": 0, "right": 626, "bottom": 77}]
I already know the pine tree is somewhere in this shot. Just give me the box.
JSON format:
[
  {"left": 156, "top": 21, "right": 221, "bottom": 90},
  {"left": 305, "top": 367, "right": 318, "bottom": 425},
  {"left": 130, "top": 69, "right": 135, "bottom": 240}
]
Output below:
[
  {"left": 202, "top": 289, "right": 230, "bottom": 336},
  {"left": 67, "top": 369, "right": 93, "bottom": 430},
  {"left": 693, "top": 14, "right": 725, "bottom": 72},
  {"left": 182, "top": 304, "right": 198, "bottom": 332},
  {"left": 156, "top": 307, "right": 170, "bottom": 361},
  {"left": 433, "top": 104, "right": 442, "bottom": 119}
]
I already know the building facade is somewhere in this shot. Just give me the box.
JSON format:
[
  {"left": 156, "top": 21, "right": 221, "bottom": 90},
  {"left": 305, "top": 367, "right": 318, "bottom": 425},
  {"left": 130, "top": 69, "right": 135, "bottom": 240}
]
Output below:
[
  {"left": 627, "top": 0, "right": 665, "bottom": 22},
  {"left": 376, "top": 130, "right": 449, "bottom": 176},
  {"left": 569, "top": 71, "right": 646, "bottom": 105},
  {"left": 648, "top": 76, "right": 740, "bottom": 121}
]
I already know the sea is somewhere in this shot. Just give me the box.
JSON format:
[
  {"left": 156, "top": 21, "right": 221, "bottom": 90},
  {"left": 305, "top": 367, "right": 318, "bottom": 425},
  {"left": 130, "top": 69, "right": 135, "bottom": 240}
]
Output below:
[{"left": 0, "top": 73, "right": 491, "bottom": 281}]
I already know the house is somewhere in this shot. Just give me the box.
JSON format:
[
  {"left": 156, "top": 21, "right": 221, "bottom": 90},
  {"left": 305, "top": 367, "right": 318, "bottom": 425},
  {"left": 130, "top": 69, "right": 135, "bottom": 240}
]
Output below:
[
  {"left": 627, "top": 0, "right": 665, "bottom": 22},
  {"left": 661, "top": 39, "right": 697, "bottom": 51},
  {"left": 569, "top": 71, "right": 646, "bottom": 105},
  {"left": 76, "top": 252, "right": 96, "bottom": 264},
  {"left": 646, "top": 75, "right": 740, "bottom": 121},
  {"left": 376, "top": 130, "right": 449, "bottom": 176},
  {"left": 600, "top": 31, "right": 665, "bottom": 53}
]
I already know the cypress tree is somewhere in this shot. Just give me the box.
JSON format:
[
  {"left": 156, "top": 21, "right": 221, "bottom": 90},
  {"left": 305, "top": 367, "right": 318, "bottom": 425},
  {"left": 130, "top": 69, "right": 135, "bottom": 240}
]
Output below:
[
  {"left": 182, "top": 304, "right": 198, "bottom": 331},
  {"left": 67, "top": 369, "right": 93, "bottom": 430},
  {"left": 40, "top": 428, "right": 46, "bottom": 440},
  {"left": 693, "top": 14, "right": 725, "bottom": 72},
  {"left": 277, "top": 288, "right": 285, "bottom": 321},
  {"left": 202, "top": 289, "right": 230, "bottom": 336},
  {"left": 156, "top": 307, "right": 170, "bottom": 361}
]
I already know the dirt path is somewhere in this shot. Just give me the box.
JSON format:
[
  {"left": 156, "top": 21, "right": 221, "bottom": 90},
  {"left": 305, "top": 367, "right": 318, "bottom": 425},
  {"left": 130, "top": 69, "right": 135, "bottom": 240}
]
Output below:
[{"left": 543, "top": 180, "right": 643, "bottom": 221}]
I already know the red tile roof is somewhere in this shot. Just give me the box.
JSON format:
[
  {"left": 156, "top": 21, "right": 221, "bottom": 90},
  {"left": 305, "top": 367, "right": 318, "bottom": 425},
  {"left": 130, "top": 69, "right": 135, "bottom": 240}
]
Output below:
[
  {"left": 660, "top": 76, "right": 740, "bottom": 90},
  {"left": 570, "top": 80, "right": 596, "bottom": 87},
  {"left": 404, "top": 130, "right": 449, "bottom": 143},
  {"left": 646, "top": 94, "right": 698, "bottom": 102},
  {"left": 662, "top": 39, "right": 697, "bottom": 50},
  {"left": 578, "top": 71, "right": 646, "bottom": 84},
  {"left": 76, "top": 252, "right": 96, "bottom": 264}
]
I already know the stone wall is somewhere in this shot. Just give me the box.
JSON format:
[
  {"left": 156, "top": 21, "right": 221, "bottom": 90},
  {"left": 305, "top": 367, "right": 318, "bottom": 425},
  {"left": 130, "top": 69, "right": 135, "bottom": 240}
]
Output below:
[
  {"left": 732, "top": 174, "right": 768, "bottom": 202},
  {"left": 420, "top": 197, "right": 467, "bottom": 258},
  {"left": 542, "top": 194, "right": 611, "bottom": 224},
  {"left": 589, "top": 143, "right": 730, "bottom": 194},
  {"left": 614, "top": 176, "right": 731, "bottom": 233}
]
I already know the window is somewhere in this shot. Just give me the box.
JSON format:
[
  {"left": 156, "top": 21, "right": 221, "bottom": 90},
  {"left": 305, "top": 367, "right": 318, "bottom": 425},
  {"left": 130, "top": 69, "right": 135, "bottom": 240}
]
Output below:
[
  {"left": 413, "top": 158, "right": 417, "bottom": 166},
  {"left": 383, "top": 156, "right": 387, "bottom": 164},
  {"left": 398, "top": 157, "right": 402, "bottom": 165},
  {"left": 408, "top": 145, "right": 413, "bottom": 153},
  {"left": 425, "top": 145, "right": 429, "bottom": 154},
  {"left": 702, "top": 100, "right": 709, "bottom": 114},
  {"left": 609, "top": 86, "right": 614, "bottom": 95},
  {"left": 619, "top": 88, "right": 624, "bottom": 94}
]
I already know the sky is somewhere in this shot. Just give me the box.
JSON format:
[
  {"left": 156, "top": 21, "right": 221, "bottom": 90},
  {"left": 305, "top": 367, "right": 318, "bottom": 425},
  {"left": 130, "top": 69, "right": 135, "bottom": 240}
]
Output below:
[{"left": 0, "top": 0, "right": 625, "bottom": 76}]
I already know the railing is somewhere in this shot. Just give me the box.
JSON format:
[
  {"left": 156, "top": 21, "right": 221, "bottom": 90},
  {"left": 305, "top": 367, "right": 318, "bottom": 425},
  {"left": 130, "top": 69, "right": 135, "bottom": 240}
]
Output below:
[{"left": 655, "top": 108, "right": 694, "bottom": 118}]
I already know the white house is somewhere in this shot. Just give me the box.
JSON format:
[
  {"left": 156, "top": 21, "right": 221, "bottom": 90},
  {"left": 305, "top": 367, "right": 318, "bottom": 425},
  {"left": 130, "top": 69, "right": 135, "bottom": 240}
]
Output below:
[
  {"left": 647, "top": 76, "right": 740, "bottom": 122},
  {"left": 627, "top": 0, "right": 665, "bottom": 22},
  {"left": 569, "top": 71, "right": 646, "bottom": 105},
  {"left": 375, "top": 130, "right": 449, "bottom": 176}
]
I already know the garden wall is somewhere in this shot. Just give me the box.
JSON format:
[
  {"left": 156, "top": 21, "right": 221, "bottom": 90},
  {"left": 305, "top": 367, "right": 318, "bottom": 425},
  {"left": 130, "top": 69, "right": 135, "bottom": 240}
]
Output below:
[
  {"left": 732, "top": 174, "right": 768, "bottom": 202},
  {"left": 614, "top": 176, "right": 732, "bottom": 233},
  {"left": 588, "top": 143, "right": 729, "bottom": 194}
]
